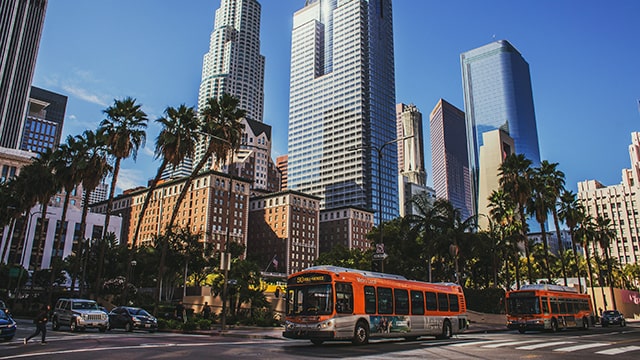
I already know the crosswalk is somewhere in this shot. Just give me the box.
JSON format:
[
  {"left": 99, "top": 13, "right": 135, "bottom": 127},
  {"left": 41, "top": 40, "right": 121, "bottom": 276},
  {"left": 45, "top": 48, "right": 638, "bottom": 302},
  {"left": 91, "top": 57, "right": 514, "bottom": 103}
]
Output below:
[{"left": 451, "top": 338, "right": 640, "bottom": 356}]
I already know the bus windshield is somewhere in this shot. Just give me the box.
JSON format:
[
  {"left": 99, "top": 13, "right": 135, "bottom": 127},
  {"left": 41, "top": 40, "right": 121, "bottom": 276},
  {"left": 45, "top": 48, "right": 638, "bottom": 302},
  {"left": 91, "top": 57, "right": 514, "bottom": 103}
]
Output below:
[
  {"left": 507, "top": 296, "right": 541, "bottom": 315},
  {"left": 287, "top": 284, "right": 333, "bottom": 316}
]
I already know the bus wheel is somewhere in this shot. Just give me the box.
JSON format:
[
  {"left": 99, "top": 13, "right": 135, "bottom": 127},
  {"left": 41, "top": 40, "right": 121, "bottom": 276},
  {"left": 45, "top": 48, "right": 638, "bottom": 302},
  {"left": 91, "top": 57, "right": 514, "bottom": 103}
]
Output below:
[
  {"left": 550, "top": 319, "right": 558, "bottom": 333},
  {"left": 310, "top": 339, "right": 324, "bottom": 345},
  {"left": 436, "top": 320, "right": 452, "bottom": 339},
  {"left": 582, "top": 317, "right": 589, "bottom": 330},
  {"left": 352, "top": 321, "right": 369, "bottom": 345}
]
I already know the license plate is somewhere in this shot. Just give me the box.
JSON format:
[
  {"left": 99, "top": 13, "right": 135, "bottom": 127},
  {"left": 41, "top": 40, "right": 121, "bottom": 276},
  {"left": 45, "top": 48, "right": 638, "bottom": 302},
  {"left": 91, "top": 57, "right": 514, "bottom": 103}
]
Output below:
[{"left": 145, "top": 324, "right": 151, "bottom": 328}]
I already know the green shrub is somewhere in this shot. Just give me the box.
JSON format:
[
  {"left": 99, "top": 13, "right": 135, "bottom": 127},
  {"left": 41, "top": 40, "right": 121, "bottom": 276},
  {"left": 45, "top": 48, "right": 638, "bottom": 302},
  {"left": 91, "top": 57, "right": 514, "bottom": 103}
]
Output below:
[
  {"left": 197, "top": 319, "right": 212, "bottom": 330},
  {"left": 181, "top": 320, "right": 198, "bottom": 332}
]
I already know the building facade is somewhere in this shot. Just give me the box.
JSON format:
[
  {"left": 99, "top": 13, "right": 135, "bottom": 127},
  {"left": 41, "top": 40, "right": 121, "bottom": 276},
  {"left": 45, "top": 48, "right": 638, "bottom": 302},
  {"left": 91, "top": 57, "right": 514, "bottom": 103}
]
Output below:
[
  {"left": 577, "top": 132, "right": 640, "bottom": 266},
  {"left": 396, "top": 103, "right": 426, "bottom": 186},
  {"left": 276, "top": 155, "right": 288, "bottom": 191},
  {"left": 319, "top": 206, "right": 374, "bottom": 254},
  {"left": 194, "top": 0, "right": 266, "bottom": 171},
  {"left": 0, "top": 0, "right": 48, "bottom": 149},
  {"left": 247, "top": 191, "right": 320, "bottom": 275},
  {"left": 287, "top": 0, "right": 397, "bottom": 225},
  {"left": 20, "top": 86, "right": 67, "bottom": 153},
  {"left": 461, "top": 40, "right": 541, "bottom": 216},
  {"left": 430, "top": 99, "right": 472, "bottom": 220}
]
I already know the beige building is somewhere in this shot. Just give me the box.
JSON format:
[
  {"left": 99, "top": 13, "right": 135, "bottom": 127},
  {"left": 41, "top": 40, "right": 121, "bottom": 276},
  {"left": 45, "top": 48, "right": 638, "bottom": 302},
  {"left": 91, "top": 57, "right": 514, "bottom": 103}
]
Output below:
[
  {"left": 92, "top": 170, "right": 251, "bottom": 253},
  {"left": 247, "top": 191, "right": 320, "bottom": 275},
  {"left": 577, "top": 132, "right": 640, "bottom": 266},
  {"left": 319, "top": 206, "right": 374, "bottom": 254},
  {"left": 477, "top": 129, "right": 515, "bottom": 230}
]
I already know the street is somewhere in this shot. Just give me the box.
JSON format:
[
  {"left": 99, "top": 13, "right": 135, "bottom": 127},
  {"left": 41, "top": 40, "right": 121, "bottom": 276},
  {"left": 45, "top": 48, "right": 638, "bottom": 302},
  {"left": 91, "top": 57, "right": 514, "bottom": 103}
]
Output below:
[{"left": 1, "top": 320, "right": 639, "bottom": 359}]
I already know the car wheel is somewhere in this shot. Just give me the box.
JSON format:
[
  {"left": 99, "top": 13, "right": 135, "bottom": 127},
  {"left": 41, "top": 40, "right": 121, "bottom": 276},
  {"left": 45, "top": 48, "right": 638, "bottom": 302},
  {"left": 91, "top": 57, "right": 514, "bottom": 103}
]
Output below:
[
  {"left": 621, "top": 319, "right": 626, "bottom": 327},
  {"left": 52, "top": 317, "right": 60, "bottom": 331},
  {"left": 310, "top": 338, "right": 324, "bottom": 345},
  {"left": 70, "top": 319, "right": 78, "bottom": 332},
  {"left": 352, "top": 320, "right": 369, "bottom": 345},
  {"left": 99, "top": 326, "right": 107, "bottom": 333},
  {"left": 125, "top": 322, "right": 133, "bottom": 332}
]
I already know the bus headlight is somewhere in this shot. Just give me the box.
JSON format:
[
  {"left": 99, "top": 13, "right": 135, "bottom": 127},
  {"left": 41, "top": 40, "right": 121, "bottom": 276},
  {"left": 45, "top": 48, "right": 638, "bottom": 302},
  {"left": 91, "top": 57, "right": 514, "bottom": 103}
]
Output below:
[{"left": 319, "top": 320, "right": 334, "bottom": 329}]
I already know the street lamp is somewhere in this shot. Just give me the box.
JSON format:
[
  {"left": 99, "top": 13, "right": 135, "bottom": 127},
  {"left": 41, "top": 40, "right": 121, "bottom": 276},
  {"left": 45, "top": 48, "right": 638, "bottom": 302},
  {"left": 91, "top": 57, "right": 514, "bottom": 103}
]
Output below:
[{"left": 350, "top": 135, "right": 414, "bottom": 273}]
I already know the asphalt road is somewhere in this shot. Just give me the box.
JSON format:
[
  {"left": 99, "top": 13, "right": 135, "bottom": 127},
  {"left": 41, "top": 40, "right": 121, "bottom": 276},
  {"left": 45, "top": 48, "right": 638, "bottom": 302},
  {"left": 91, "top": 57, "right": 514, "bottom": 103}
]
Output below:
[{"left": 1, "top": 320, "right": 639, "bottom": 359}]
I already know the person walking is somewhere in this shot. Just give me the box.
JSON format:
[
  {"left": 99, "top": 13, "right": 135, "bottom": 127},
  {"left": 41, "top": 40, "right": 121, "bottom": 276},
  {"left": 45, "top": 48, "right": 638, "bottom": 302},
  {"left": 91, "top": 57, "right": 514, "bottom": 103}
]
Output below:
[
  {"left": 24, "top": 305, "right": 50, "bottom": 345},
  {"left": 202, "top": 302, "right": 211, "bottom": 320}
]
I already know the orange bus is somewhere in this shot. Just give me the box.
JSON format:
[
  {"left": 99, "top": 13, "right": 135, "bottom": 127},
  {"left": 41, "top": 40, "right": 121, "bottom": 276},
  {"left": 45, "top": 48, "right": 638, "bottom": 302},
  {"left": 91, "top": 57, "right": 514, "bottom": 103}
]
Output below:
[
  {"left": 282, "top": 266, "right": 468, "bottom": 345},
  {"left": 506, "top": 284, "right": 594, "bottom": 333}
]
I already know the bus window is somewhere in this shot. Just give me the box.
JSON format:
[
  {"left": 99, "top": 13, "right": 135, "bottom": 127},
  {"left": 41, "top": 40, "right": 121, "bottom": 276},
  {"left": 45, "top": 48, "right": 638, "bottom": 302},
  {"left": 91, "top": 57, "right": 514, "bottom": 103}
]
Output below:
[
  {"left": 365, "top": 286, "right": 376, "bottom": 314},
  {"left": 438, "top": 293, "right": 449, "bottom": 312},
  {"left": 411, "top": 290, "right": 424, "bottom": 315},
  {"left": 559, "top": 299, "right": 567, "bottom": 314},
  {"left": 551, "top": 298, "right": 559, "bottom": 313},
  {"left": 336, "top": 282, "right": 353, "bottom": 314},
  {"left": 541, "top": 297, "right": 549, "bottom": 314},
  {"left": 378, "top": 287, "right": 393, "bottom": 314},
  {"left": 425, "top": 291, "right": 437, "bottom": 311},
  {"left": 394, "top": 289, "right": 409, "bottom": 315},
  {"left": 449, "top": 294, "right": 459, "bottom": 312}
]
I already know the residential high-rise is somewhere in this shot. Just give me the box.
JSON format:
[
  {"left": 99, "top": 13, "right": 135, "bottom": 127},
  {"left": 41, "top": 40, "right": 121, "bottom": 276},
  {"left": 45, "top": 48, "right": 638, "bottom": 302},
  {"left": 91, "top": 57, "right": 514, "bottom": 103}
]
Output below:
[
  {"left": 287, "top": 0, "right": 397, "bottom": 224},
  {"left": 194, "top": 0, "right": 265, "bottom": 170},
  {"left": 0, "top": 0, "right": 48, "bottom": 149},
  {"left": 578, "top": 132, "right": 640, "bottom": 266},
  {"left": 430, "top": 99, "right": 472, "bottom": 220},
  {"left": 461, "top": 40, "right": 541, "bottom": 216}
]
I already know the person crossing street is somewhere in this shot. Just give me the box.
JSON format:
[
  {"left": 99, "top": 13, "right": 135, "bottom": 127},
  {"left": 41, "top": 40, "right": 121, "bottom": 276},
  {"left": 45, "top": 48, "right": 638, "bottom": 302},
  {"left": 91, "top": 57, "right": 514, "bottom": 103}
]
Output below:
[{"left": 24, "top": 305, "right": 50, "bottom": 345}]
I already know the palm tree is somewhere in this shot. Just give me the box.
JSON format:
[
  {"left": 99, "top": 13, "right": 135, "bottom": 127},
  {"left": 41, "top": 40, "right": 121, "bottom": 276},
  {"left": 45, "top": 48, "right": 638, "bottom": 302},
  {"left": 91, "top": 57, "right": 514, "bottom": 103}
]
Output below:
[
  {"left": 0, "top": 180, "right": 28, "bottom": 265},
  {"left": 70, "top": 130, "right": 111, "bottom": 295},
  {"left": 558, "top": 190, "right": 584, "bottom": 290},
  {"left": 127, "top": 104, "right": 199, "bottom": 302},
  {"left": 528, "top": 166, "right": 552, "bottom": 283},
  {"left": 437, "top": 201, "right": 476, "bottom": 284},
  {"left": 594, "top": 216, "right": 618, "bottom": 310},
  {"left": 156, "top": 94, "right": 244, "bottom": 314},
  {"left": 499, "top": 153, "right": 534, "bottom": 284},
  {"left": 487, "top": 189, "right": 520, "bottom": 289},
  {"left": 537, "top": 161, "right": 567, "bottom": 285},
  {"left": 96, "top": 97, "right": 148, "bottom": 295},
  {"left": 406, "top": 193, "right": 442, "bottom": 282}
]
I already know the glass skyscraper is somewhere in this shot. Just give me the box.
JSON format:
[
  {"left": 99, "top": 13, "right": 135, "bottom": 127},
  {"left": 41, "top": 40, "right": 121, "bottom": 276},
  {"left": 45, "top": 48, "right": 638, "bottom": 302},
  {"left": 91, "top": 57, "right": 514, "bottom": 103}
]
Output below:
[
  {"left": 287, "top": 0, "right": 397, "bottom": 225},
  {"left": 461, "top": 40, "right": 541, "bottom": 215}
]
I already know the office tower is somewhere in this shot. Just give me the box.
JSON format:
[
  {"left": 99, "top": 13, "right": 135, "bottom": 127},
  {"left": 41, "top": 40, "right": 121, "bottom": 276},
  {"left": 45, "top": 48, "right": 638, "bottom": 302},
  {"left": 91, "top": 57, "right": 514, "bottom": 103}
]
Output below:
[
  {"left": 396, "top": 103, "right": 426, "bottom": 186},
  {"left": 230, "top": 118, "right": 280, "bottom": 192},
  {"left": 476, "top": 129, "right": 515, "bottom": 230},
  {"left": 276, "top": 155, "right": 288, "bottom": 191},
  {"left": 461, "top": 40, "right": 541, "bottom": 216},
  {"left": 287, "top": 0, "right": 397, "bottom": 224},
  {"left": 0, "top": 0, "right": 48, "bottom": 149},
  {"left": 21, "top": 86, "right": 66, "bottom": 153},
  {"left": 194, "top": 0, "right": 265, "bottom": 170},
  {"left": 430, "top": 99, "right": 472, "bottom": 220},
  {"left": 578, "top": 132, "right": 640, "bottom": 266}
]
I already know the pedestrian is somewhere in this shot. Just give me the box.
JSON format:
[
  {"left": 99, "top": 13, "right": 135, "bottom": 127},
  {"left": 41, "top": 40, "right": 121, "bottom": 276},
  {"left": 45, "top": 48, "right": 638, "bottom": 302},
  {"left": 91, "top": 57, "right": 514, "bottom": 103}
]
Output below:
[
  {"left": 24, "top": 304, "right": 50, "bottom": 345},
  {"left": 202, "top": 302, "right": 211, "bottom": 320},
  {"left": 175, "top": 300, "right": 186, "bottom": 323}
]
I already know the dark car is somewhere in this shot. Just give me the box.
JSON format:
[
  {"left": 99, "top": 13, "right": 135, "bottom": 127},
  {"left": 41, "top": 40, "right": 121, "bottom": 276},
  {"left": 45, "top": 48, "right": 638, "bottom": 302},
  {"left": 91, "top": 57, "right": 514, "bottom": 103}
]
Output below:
[
  {"left": 0, "top": 309, "right": 17, "bottom": 341},
  {"left": 108, "top": 306, "right": 157, "bottom": 332},
  {"left": 601, "top": 310, "right": 626, "bottom": 327},
  {"left": 0, "top": 300, "right": 10, "bottom": 317}
]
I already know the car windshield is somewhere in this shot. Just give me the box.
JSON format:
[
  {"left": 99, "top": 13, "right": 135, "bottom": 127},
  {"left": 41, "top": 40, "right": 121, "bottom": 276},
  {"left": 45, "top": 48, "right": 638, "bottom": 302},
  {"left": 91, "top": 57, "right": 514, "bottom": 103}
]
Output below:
[
  {"left": 130, "top": 308, "right": 150, "bottom": 316},
  {"left": 72, "top": 301, "right": 98, "bottom": 310},
  {"left": 0, "top": 310, "right": 10, "bottom": 320},
  {"left": 507, "top": 297, "right": 541, "bottom": 315},
  {"left": 603, "top": 311, "right": 618, "bottom": 316},
  {"left": 286, "top": 284, "right": 333, "bottom": 316}
]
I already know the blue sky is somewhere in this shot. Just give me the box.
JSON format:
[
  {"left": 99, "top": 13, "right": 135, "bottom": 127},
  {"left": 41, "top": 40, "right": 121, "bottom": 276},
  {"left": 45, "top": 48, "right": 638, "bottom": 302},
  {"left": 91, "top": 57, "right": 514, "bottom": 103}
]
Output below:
[{"left": 33, "top": 0, "right": 640, "bottom": 194}]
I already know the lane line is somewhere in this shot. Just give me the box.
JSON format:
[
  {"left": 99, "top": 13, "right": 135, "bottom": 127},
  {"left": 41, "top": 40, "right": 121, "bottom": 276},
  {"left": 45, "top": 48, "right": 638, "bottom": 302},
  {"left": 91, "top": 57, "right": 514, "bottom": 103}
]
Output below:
[
  {"left": 595, "top": 345, "right": 640, "bottom": 355},
  {"left": 516, "top": 341, "right": 574, "bottom": 350},
  {"left": 481, "top": 340, "right": 541, "bottom": 348},
  {"left": 552, "top": 342, "right": 610, "bottom": 352}
]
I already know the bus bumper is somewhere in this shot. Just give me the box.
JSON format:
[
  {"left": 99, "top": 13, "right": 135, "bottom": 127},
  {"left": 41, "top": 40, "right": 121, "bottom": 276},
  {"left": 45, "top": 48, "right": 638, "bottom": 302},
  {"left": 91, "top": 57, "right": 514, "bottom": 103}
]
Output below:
[
  {"left": 507, "top": 319, "right": 545, "bottom": 332},
  {"left": 283, "top": 330, "right": 335, "bottom": 340}
]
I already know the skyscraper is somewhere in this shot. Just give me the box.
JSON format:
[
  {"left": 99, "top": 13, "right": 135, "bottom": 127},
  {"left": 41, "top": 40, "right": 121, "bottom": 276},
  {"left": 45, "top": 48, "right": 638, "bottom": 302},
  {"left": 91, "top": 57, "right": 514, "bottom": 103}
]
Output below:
[
  {"left": 461, "top": 40, "right": 541, "bottom": 215},
  {"left": 0, "top": 0, "right": 48, "bottom": 149},
  {"left": 430, "top": 99, "right": 472, "bottom": 220},
  {"left": 20, "top": 86, "right": 66, "bottom": 153},
  {"left": 287, "top": 0, "right": 397, "bottom": 224},
  {"left": 396, "top": 103, "right": 426, "bottom": 186},
  {"left": 194, "top": 0, "right": 265, "bottom": 169}
]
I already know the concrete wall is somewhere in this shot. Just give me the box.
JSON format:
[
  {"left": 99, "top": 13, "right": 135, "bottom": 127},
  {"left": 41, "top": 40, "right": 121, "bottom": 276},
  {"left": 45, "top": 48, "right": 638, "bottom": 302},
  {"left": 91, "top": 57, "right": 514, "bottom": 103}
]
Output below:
[{"left": 587, "top": 287, "right": 640, "bottom": 320}]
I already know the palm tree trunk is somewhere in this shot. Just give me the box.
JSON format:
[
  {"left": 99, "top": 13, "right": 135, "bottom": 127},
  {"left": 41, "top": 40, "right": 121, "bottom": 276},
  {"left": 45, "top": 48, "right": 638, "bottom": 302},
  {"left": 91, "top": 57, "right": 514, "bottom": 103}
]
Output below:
[
  {"left": 96, "top": 158, "right": 121, "bottom": 296},
  {"left": 35, "top": 204, "right": 49, "bottom": 270},
  {"left": 514, "top": 251, "right": 521, "bottom": 290},
  {"left": 519, "top": 208, "right": 534, "bottom": 284},
  {"left": 73, "top": 188, "right": 92, "bottom": 297},
  {"left": 48, "top": 191, "right": 72, "bottom": 302},
  {"left": 1, "top": 217, "right": 16, "bottom": 264},
  {"left": 604, "top": 249, "right": 617, "bottom": 310},
  {"left": 539, "top": 223, "right": 552, "bottom": 283},
  {"left": 583, "top": 241, "right": 598, "bottom": 317},
  {"left": 552, "top": 210, "right": 568, "bottom": 285},
  {"left": 569, "top": 228, "right": 582, "bottom": 291}
]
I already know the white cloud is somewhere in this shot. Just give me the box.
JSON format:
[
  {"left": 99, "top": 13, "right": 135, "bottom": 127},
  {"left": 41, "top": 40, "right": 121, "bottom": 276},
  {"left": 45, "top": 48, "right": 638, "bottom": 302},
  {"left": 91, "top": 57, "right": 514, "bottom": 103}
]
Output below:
[
  {"left": 141, "top": 145, "right": 155, "bottom": 158},
  {"left": 115, "top": 168, "right": 145, "bottom": 193},
  {"left": 61, "top": 84, "right": 109, "bottom": 106}
]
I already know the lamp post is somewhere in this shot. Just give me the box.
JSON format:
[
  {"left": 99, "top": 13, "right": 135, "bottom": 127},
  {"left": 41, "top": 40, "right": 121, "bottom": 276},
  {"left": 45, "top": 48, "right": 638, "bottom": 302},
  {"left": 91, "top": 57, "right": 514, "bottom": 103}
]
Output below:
[{"left": 351, "top": 135, "right": 414, "bottom": 273}]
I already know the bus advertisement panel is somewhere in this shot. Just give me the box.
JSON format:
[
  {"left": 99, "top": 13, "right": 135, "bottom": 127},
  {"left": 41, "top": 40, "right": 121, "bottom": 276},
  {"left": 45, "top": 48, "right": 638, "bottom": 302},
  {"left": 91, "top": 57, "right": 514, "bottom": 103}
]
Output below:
[
  {"left": 506, "top": 284, "right": 594, "bottom": 333},
  {"left": 282, "top": 266, "right": 468, "bottom": 345}
]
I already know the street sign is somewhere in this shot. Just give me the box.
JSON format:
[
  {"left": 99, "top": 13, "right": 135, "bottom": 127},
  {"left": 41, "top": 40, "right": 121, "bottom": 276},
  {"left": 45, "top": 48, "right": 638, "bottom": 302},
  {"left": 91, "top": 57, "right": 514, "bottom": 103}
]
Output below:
[
  {"left": 372, "top": 253, "right": 388, "bottom": 260},
  {"left": 375, "top": 243, "right": 385, "bottom": 254}
]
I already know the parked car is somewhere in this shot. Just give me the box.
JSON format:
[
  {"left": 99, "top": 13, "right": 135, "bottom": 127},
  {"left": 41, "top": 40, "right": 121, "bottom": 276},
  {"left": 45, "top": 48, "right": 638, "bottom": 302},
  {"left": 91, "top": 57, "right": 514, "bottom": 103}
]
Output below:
[
  {"left": 0, "top": 309, "right": 17, "bottom": 341},
  {"left": 0, "top": 300, "right": 9, "bottom": 317},
  {"left": 52, "top": 298, "right": 108, "bottom": 332},
  {"left": 108, "top": 306, "right": 157, "bottom": 332},
  {"left": 601, "top": 310, "right": 626, "bottom": 327}
]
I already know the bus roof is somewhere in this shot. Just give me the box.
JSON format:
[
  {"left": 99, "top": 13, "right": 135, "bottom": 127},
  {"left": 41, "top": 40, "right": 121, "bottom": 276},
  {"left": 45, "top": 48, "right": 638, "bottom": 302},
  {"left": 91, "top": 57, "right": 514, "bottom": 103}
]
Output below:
[
  {"left": 515, "top": 284, "right": 578, "bottom": 293},
  {"left": 302, "top": 265, "right": 407, "bottom": 280}
]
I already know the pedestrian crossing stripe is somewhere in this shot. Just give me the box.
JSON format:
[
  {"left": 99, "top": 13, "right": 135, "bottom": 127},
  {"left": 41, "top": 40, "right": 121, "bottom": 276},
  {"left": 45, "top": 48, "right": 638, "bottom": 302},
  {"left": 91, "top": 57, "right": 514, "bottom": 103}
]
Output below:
[
  {"left": 553, "top": 343, "right": 610, "bottom": 352},
  {"left": 481, "top": 340, "right": 540, "bottom": 348},
  {"left": 595, "top": 345, "right": 640, "bottom": 355},
  {"left": 516, "top": 341, "right": 574, "bottom": 350}
]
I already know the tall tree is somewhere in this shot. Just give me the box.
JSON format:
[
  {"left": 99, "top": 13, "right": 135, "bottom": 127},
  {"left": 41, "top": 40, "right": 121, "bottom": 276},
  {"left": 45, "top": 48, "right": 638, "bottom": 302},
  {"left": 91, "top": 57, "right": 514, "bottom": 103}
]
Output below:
[
  {"left": 594, "top": 216, "right": 618, "bottom": 310},
  {"left": 127, "top": 105, "right": 199, "bottom": 300},
  {"left": 488, "top": 189, "right": 520, "bottom": 289},
  {"left": 499, "top": 153, "right": 534, "bottom": 284},
  {"left": 96, "top": 97, "right": 148, "bottom": 295},
  {"left": 558, "top": 190, "right": 584, "bottom": 289},
  {"left": 528, "top": 165, "right": 553, "bottom": 283}
]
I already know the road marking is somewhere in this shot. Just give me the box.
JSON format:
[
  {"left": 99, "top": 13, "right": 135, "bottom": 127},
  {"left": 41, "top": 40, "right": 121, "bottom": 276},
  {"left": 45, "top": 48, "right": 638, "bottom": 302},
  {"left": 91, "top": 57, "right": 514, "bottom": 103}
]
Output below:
[
  {"left": 516, "top": 341, "right": 574, "bottom": 350},
  {"left": 481, "top": 340, "right": 541, "bottom": 348},
  {"left": 595, "top": 345, "right": 640, "bottom": 355},
  {"left": 552, "top": 342, "right": 610, "bottom": 352}
]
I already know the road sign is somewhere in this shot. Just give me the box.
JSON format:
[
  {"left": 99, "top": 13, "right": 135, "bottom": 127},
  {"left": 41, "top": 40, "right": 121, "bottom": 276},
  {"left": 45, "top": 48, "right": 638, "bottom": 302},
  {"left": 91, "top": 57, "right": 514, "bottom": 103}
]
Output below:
[
  {"left": 373, "top": 253, "right": 388, "bottom": 260},
  {"left": 375, "top": 243, "right": 385, "bottom": 254}
]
